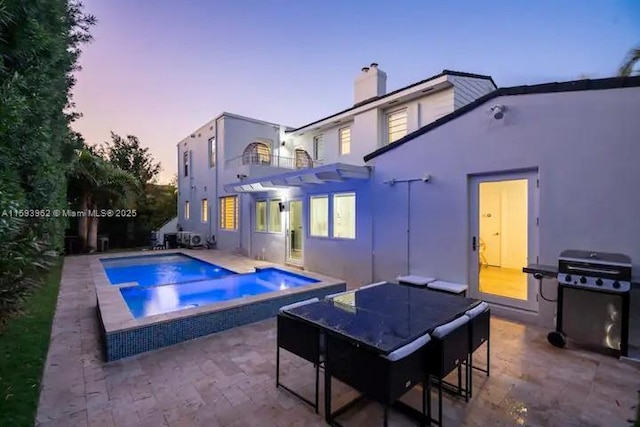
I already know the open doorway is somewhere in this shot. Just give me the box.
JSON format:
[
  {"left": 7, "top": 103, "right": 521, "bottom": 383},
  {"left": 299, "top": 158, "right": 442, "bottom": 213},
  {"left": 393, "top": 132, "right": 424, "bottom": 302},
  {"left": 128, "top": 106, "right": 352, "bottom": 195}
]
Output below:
[
  {"left": 286, "top": 200, "right": 303, "bottom": 264},
  {"left": 479, "top": 180, "right": 528, "bottom": 299},
  {"left": 470, "top": 172, "right": 538, "bottom": 311}
]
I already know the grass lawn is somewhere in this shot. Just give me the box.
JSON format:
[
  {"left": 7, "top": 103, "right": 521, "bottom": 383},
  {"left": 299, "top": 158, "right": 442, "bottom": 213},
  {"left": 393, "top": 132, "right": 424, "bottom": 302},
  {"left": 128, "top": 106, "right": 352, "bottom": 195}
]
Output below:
[{"left": 0, "top": 259, "right": 63, "bottom": 427}]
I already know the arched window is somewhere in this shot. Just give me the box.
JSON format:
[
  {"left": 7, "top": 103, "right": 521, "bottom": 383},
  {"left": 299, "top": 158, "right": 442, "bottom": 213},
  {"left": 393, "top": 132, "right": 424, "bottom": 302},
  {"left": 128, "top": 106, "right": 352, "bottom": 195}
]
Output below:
[
  {"left": 294, "top": 149, "right": 313, "bottom": 169},
  {"left": 242, "top": 142, "right": 271, "bottom": 165}
]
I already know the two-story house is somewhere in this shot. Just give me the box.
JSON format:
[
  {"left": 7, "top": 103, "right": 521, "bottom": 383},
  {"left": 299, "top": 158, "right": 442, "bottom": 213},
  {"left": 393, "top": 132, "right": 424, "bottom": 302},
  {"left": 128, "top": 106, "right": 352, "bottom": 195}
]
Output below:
[
  {"left": 177, "top": 66, "right": 640, "bottom": 334},
  {"left": 177, "top": 64, "right": 496, "bottom": 284}
]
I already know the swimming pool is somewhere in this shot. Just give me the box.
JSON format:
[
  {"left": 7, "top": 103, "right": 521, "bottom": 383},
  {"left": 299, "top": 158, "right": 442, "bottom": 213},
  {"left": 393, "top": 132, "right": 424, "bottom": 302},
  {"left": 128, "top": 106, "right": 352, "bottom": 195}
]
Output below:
[
  {"left": 121, "top": 267, "right": 320, "bottom": 318},
  {"left": 95, "top": 251, "right": 346, "bottom": 361},
  {"left": 100, "top": 253, "right": 235, "bottom": 286}
]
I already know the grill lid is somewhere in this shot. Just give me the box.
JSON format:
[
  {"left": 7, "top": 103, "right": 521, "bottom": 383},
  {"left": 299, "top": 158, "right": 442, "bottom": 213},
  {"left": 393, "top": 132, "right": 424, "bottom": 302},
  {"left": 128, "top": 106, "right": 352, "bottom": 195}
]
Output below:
[{"left": 559, "top": 250, "right": 631, "bottom": 266}]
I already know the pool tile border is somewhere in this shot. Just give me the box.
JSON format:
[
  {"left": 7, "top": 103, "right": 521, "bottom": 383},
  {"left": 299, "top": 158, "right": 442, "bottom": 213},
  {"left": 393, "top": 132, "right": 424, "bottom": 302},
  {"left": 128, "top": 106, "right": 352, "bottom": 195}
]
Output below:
[{"left": 93, "top": 250, "right": 346, "bottom": 361}]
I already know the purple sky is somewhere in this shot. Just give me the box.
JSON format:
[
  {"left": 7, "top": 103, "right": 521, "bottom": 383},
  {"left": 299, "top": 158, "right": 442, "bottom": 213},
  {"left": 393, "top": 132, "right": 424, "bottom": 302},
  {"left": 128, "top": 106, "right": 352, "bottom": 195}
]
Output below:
[{"left": 72, "top": 0, "right": 640, "bottom": 182}]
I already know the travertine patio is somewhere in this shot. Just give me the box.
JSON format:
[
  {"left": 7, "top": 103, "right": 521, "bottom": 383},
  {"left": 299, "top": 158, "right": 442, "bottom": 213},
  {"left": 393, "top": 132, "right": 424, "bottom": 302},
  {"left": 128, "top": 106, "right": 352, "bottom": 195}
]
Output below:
[{"left": 36, "top": 252, "right": 639, "bottom": 426}]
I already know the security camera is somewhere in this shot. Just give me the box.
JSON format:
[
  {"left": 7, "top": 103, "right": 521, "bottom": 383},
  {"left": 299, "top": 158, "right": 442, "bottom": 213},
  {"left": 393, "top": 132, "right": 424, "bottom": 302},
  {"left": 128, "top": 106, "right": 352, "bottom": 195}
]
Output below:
[
  {"left": 237, "top": 174, "right": 247, "bottom": 179},
  {"left": 422, "top": 174, "right": 431, "bottom": 183},
  {"left": 489, "top": 105, "right": 506, "bottom": 120}
]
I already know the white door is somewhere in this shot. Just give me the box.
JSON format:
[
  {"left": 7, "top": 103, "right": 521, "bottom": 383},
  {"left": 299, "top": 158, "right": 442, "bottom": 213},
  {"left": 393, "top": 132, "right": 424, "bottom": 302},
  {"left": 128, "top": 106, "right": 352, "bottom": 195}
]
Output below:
[
  {"left": 480, "top": 191, "right": 501, "bottom": 267},
  {"left": 469, "top": 171, "right": 538, "bottom": 312}
]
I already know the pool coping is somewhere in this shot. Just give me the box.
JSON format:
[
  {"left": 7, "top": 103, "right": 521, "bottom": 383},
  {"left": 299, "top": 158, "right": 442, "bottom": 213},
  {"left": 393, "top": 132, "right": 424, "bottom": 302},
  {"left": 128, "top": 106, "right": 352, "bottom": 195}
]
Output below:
[{"left": 93, "top": 250, "right": 345, "bottom": 335}]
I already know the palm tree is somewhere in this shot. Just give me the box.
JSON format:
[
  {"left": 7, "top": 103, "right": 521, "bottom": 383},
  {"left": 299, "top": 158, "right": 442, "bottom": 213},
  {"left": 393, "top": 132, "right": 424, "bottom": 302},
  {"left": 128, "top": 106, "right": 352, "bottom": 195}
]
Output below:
[
  {"left": 68, "top": 147, "right": 138, "bottom": 252},
  {"left": 618, "top": 47, "right": 640, "bottom": 77}
]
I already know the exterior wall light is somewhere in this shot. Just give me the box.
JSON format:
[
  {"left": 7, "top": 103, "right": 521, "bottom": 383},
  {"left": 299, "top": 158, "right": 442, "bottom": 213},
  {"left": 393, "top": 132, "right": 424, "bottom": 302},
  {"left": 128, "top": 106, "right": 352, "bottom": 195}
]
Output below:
[{"left": 489, "top": 104, "right": 507, "bottom": 120}]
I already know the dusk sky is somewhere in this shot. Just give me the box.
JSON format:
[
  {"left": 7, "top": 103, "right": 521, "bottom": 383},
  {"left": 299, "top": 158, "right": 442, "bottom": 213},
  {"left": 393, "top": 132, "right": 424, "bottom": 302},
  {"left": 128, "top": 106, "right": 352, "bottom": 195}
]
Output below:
[{"left": 72, "top": 0, "right": 640, "bottom": 182}]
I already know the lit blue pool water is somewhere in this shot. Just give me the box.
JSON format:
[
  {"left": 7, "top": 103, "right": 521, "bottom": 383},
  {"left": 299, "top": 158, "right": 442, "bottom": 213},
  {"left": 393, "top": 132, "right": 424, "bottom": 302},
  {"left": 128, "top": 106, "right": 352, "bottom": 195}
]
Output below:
[
  {"left": 121, "top": 268, "right": 320, "bottom": 318},
  {"left": 101, "top": 254, "right": 235, "bottom": 286}
]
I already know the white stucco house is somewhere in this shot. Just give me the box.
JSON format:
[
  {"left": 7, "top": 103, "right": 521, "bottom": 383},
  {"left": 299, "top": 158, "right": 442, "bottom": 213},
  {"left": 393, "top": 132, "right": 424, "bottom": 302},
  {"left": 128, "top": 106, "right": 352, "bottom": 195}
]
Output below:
[
  {"left": 177, "top": 64, "right": 496, "bottom": 272},
  {"left": 176, "top": 63, "right": 640, "bottom": 330}
]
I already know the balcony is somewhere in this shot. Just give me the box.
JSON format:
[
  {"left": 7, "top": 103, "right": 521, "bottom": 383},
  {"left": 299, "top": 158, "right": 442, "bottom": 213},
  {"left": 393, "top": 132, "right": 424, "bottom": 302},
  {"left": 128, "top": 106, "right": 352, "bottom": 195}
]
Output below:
[{"left": 227, "top": 150, "right": 321, "bottom": 180}]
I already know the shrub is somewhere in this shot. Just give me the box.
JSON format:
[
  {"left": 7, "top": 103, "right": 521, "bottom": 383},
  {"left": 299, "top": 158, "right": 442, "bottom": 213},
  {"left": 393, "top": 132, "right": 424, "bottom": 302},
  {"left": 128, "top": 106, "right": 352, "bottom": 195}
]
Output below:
[{"left": 0, "top": 187, "right": 56, "bottom": 326}]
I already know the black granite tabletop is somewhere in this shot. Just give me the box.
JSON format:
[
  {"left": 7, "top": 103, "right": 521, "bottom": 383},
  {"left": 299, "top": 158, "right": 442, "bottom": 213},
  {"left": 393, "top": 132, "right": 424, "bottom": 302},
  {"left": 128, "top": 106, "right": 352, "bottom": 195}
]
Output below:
[{"left": 283, "top": 283, "right": 480, "bottom": 355}]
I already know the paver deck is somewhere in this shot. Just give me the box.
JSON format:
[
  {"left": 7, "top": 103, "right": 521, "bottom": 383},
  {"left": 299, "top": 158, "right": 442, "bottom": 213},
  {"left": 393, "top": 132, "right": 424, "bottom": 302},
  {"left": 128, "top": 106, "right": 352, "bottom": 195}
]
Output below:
[{"left": 36, "top": 251, "right": 639, "bottom": 426}]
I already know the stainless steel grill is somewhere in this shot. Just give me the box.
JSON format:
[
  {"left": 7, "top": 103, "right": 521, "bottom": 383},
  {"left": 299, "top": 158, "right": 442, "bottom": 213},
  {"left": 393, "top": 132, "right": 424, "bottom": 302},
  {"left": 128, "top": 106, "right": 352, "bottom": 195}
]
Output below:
[{"left": 552, "top": 249, "right": 632, "bottom": 357}]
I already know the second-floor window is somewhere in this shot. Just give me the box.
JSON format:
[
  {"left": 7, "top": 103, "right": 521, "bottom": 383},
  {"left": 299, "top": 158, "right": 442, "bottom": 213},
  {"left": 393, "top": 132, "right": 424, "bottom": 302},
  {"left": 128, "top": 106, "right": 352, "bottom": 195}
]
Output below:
[
  {"left": 208, "top": 137, "right": 216, "bottom": 168},
  {"left": 313, "top": 135, "right": 324, "bottom": 160},
  {"left": 184, "top": 200, "right": 190, "bottom": 220},
  {"left": 242, "top": 142, "right": 271, "bottom": 165},
  {"left": 295, "top": 149, "right": 313, "bottom": 169},
  {"left": 387, "top": 109, "right": 408, "bottom": 144},
  {"left": 339, "top": 127, "right": 351, "bottom": 155},
  {"left": 183, "top": 151, "right": 189, "bottom": 177}
]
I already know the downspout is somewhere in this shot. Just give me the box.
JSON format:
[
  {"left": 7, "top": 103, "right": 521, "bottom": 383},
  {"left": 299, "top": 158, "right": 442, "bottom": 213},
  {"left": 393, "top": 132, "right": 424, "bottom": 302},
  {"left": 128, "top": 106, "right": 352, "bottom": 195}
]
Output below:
[
  {"left": 190, "top": 150, "right": 194, "bottom": 210},
  {"left": 213, "top": 118, "right": 221, "bottom": 244},
  {"left": 238, "top": 193, "right": 243, "bottom": 253},
  {"left": 208, "top": 136, "right": 213, "bottom": 241},
  {"left": 247, "top": 193, "right": 252, "bottom": 258},
  {"left": 370, "top": 176, "right": 376, "bottom": 283},
  {"left": 407, "top": 180, "right": 412, "bottom": 275}
]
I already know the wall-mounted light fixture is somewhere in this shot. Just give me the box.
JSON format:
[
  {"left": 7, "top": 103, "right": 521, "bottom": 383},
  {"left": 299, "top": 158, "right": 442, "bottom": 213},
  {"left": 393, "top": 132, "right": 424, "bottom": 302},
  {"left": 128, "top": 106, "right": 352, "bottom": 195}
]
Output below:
[{"left": 489, "top": 104, "right": 507, "bottom": 120}]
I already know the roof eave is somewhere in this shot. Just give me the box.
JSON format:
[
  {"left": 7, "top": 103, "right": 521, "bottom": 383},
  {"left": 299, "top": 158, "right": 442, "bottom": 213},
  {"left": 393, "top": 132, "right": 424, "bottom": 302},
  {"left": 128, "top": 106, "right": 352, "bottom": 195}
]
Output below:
[
  {"left": 363, "top": 75, "right": 640, "bottom": 162},
  {"left": 286, "top": 75, "right": 457, "bottom": 135}
]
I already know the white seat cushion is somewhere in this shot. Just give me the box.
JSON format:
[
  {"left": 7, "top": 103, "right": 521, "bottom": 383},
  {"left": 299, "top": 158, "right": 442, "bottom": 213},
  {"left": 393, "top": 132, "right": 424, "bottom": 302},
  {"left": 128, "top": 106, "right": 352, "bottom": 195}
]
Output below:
[
  {"left": 465, "top": 301, "right": 489, "bottom": 319},
  {"left": 279, "top": 297, "right": 319, "bottom": 313},
  {"left": 358, "top": 281, "right": 386, "bottom": 290},
  {"left": 427, "top": 280, "right": 468, "bottom": 294},
  {"left": 383, "top": 333, "right": 431, "bottom": 361},
  {"left": 396, "top": 275, "right": 436, "bottom": 286},
  {"left": 325, "top": 291, "right": 349, "bottom": 299},
  {"left": 432, "top": 315, "right": 470, "bottom": 339}
]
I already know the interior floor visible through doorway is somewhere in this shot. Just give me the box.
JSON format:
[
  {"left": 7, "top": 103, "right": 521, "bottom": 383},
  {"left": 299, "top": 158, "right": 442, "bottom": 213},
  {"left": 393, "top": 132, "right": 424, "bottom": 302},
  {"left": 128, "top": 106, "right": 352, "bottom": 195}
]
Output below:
[{"left": 479, "top": 266, "right": 527, "bottom": 300}]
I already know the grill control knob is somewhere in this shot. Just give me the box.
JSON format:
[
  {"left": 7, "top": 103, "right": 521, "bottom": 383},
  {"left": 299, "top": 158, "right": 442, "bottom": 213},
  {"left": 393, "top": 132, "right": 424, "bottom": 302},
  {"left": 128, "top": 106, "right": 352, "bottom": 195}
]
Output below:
[
  {"left": 595, "top": 279, "right": 603, "bottom": 287},
  {"left": 579, "top": 276, "right": 587, "bottom": 284},
  {"left": 564, "top": 275, "right": 572, "bottom": 282},
  {"left": 613, "top": 281, "right": 621, "bottom": 289}
]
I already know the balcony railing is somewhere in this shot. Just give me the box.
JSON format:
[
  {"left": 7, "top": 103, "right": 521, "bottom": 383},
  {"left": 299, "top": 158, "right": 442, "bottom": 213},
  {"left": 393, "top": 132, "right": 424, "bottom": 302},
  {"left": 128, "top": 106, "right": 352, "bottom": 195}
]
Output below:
[{"left": 227, "top": 152, "right": 321, "bottom": 170}]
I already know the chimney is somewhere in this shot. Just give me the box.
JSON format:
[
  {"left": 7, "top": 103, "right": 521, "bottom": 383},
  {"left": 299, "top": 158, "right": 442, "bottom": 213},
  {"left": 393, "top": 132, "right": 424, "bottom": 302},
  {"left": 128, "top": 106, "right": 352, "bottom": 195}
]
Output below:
[{"left": 354, "top": 62, "right": 387, "bottom": 105}]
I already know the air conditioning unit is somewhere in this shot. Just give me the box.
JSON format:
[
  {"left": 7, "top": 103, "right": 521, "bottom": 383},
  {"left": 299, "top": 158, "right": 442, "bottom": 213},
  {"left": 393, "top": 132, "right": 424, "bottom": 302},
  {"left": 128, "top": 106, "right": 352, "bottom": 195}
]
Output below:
[
  {"left": 176, "top": 231, "right": 184, "bottom": 246},
  {"left": 177, "top": 231, "right": 191, "bottom": 247},
  {"left": 188, "top": 233, "right": 204, "bottom": 248},
  {"left": 181, "top": 232, "right": 193, "bottom": 247}
]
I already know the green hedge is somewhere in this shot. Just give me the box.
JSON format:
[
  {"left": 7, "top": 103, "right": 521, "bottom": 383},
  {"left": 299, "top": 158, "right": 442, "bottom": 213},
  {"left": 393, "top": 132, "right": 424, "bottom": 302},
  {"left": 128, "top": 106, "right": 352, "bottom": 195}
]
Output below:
[{"left": 0, "top": 1, "right": 93, "bottom": 317}]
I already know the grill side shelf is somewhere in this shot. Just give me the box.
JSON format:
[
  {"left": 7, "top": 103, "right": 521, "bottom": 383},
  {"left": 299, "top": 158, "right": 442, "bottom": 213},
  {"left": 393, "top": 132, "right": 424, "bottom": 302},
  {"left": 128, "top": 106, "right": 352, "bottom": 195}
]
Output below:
[{"left": 523, "top": 264, "right": 558, "bottom": 279}]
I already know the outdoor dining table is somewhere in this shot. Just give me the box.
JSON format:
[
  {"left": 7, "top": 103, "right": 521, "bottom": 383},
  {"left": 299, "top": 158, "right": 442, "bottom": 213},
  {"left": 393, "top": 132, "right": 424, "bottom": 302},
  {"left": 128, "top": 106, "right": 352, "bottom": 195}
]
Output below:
[{"left": 282, "top": 282, "right": 481, "bottom": 425}]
